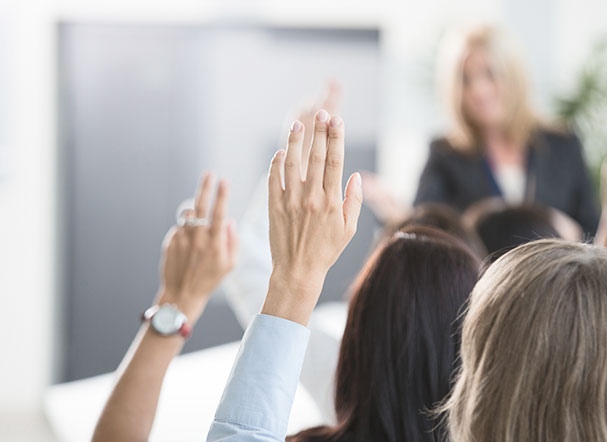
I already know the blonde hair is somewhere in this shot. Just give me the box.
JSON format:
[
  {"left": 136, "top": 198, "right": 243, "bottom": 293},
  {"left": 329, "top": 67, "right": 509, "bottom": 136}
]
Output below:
[
  {"left": 443, "top": 239, "right": 607, "bottom": 442},
  {"left": 437, "top": 25, "right": 539, "bottom": 151}
]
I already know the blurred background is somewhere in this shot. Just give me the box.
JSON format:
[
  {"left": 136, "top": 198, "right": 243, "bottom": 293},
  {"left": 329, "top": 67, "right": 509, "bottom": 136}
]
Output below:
[{"left": 0, "top": 0, "right": 605, "bottom": 440}]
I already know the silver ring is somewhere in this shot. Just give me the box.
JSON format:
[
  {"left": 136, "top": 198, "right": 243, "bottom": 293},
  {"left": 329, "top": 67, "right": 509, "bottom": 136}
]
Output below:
[{"left": 178, "top": 216, "right": 209, "bottom": 227}]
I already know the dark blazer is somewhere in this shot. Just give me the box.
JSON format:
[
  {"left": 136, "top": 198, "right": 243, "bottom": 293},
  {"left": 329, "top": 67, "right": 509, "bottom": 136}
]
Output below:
[{"left": 414, "top": 129, "right": 600, "bottom": 236}]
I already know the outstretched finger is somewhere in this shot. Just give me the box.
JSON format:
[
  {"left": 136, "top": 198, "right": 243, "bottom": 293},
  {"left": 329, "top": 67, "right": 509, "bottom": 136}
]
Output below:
[
  {"left": 323, "top": 115, "right": 345, "bottom": 200},
  {"left": 195, "top": 171, "right": 216, "bottom": 219},
  {"left": 305, "top": 109, "right": 330, "bottom": 191},
  {"left": 322, "top": 80, "right": 341, "bottom": 115},
  {"left": 210, "top": 180, "right": 229, "bottom": 237},
  {"left": 284, "top": 120, "right": 305, "bottom": 195}
]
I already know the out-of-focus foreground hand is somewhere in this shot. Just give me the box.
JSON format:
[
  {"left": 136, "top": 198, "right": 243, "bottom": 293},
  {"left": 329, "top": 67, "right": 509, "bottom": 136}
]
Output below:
[
  {"left": 157, "top": 172, "right": 239, "bottom": 324},
  {"left": 262, "top": 110, "right": 363, "bottom": 325},
  {"left": 594, "top": 161, "right": 607, "bottom": 246},
  {"left": 297, "top": 80, "right": 341, "bottom": 176},
  {"left": 360, "top": 171, "right": 408, "bottom": 224}
]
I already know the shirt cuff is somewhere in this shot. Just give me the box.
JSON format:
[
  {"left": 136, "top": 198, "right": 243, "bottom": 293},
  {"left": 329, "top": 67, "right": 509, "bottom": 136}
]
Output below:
[{"left": 213, "top": 313, "right": 311, "bottom": 438}]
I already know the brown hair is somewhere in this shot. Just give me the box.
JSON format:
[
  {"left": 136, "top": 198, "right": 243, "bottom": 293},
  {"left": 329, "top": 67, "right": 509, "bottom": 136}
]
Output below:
[{"left": 443, "top": 239, "right": 607, "bottom": 442}]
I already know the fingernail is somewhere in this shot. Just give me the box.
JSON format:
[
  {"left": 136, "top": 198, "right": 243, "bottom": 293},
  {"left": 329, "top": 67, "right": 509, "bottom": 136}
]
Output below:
[
  {"left": 275, "top": 149, "right": 285, "bottom": 158},
  {"left": 316, "top": 109, "right": 329, "bottom": 123},
  {"left": 354, "top": 172, "right": 362, "bottom": 191},
  {"left": 290, "top": 120, "right": 303, "bottom": 133},
  {"left": 329, "top": 116, "right": 343, "bottom": 128}
]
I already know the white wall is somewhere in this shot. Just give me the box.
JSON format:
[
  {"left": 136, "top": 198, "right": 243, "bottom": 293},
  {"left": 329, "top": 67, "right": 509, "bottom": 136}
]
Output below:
[
  {"left": 0, "top": 2, "right": 56, "bottom": 414},
  {"left": 554, "top": 0, "right": 607, "bottom": 92}
]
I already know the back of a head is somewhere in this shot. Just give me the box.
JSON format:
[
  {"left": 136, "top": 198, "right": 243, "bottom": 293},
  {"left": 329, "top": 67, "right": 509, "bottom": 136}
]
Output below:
[
  {"left": 393, "top": 203, "right": 486, "bottom": 258},
  {"left": 473, "top": 205, "right": 560, "bottom": 262},
  {"left": 290, "top": 226, "right": 479, "bottom": 442},
  {"left": 445, "top": 239, "right": 607, "bottom": 442}
]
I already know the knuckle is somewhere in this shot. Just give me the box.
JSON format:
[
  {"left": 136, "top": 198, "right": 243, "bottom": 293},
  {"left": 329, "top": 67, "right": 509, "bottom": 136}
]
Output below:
[
  {"left": 303, "top": 197, "right": 320, "bottom": 213},
  {"left": 284, "top": 158, "right": 298, "bottom": 169},
  {"left": 314, "top": 122, "right": 328, "bottom": 133},
  {"left": 327, "top": 199, "right": 341, "bottom": 212},
  {"left": 285, "top": 198, "right": 300, "bottom": 214},
  {"left": 288, "top": 131, "right": 303, "bottom": 142},
  {"left": 309, "top": 153, "right": 325, "bottom": 166},
  {"left": 326, "top": 153, "right": 343, "bottom": 169},
  {"left": 328, "top": 127, "right": 343, "bottom": 139}
]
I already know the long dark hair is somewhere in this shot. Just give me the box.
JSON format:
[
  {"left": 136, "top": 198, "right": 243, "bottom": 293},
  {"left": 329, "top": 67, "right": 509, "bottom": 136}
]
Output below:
[{"left": 288, "top": 226, "right": 480, "bottom": 442}]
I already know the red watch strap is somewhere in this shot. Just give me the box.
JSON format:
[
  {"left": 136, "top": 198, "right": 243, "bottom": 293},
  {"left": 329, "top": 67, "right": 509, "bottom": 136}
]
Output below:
[{"left": 179, "top": 322, "right": 192, "bottom": 338}]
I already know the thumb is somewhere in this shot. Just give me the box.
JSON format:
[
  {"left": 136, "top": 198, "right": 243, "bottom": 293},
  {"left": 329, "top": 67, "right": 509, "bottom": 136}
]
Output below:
[{"left": 343, "top": 172, "right": 363, "bottom": 237}]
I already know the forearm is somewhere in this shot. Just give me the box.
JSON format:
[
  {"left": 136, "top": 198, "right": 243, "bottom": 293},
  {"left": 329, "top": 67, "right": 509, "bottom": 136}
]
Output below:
[
  {"left": 92, "top": 325, "right": 185, "bottom": 442},
  {"left": 93, "top": 290, "right": 205, "bottom": 442},
  {"left": 207, "top": 314, "right": 310, "bottom": 441},
  {"left": 93, "top": 169, "right": 236, "bottom": 441}
]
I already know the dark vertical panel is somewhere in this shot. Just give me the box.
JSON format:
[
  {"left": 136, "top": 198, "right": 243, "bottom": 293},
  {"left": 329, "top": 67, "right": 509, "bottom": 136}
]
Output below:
[{"left": 59, "top": 23, "right": 380, "bottom": 381}]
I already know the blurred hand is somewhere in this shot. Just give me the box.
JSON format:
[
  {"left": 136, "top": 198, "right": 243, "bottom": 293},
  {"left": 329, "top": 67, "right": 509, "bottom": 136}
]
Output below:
[
  {"left": 360, "top": 171, "right": 407, "bottom": 224},
  {"left": 157, "top": 172, "right": 238, "bottom": 323},
  {"left": 594, "top": 161, "right": 607, "bottom": 246},
  {"left": 297, "top": 80, "right": 342, "bottom": 176},
  {"left": 262, "top": 110, "right": 362, "bottom": 325}
]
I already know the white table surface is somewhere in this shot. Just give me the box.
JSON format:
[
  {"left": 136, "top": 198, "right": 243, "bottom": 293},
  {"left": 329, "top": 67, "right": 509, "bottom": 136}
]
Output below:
[{"left": 44, "top": 340, "right": 323, "bottom": 442}]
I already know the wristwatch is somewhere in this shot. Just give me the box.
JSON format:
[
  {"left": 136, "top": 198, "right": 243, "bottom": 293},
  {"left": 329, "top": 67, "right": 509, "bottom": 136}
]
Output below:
[{"left": 142, "top": 304, "right": 192, "bottom": 338}]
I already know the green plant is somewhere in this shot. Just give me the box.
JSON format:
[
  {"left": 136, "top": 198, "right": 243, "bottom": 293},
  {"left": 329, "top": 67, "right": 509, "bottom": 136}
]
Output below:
[{"left": 554, "top": 36, "right": 607, "bottom": 197}]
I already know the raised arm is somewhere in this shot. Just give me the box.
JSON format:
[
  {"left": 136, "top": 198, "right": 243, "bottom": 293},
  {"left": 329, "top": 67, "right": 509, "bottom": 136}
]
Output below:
[
  {"left": 263, "top": 113, "right": 362, "bottom": 325},
  {"left": 594, "top": 162, "right": 607, "bottom": 246},
  {"left": 207, "top": 111, "right": 362, "bottom": 441},
  {"left": 223, "top": 81, "right": 343, "bottom": 328},
  {"left": 569, "top": 134, "right": 600, "bottom": 236},
  {"left": 92, "top": 172, "right": 238, "bottom": 442}
]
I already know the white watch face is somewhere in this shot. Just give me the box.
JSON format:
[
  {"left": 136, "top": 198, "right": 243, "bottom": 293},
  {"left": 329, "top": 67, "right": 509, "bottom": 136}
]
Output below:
[{"left": 151, "top": 305, "right": 186, "bottom": 336}]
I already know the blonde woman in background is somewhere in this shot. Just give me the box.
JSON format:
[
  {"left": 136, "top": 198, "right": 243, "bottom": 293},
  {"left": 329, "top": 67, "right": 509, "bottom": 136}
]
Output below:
[
  {"left": 364, "top": 25, "right": 599, "bottom": 236},
  {"left": 443, "top": 239, "right": 607, "bottom": 442}
]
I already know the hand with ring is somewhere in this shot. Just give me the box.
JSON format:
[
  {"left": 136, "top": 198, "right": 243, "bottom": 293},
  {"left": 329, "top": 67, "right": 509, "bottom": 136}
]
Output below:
[{"left": 157, "top": 171, "right": 239, "bottom": 324}]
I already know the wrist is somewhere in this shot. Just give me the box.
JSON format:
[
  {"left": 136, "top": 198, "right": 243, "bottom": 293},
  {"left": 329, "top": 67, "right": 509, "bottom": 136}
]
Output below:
[
  {"left": 155, "top": 289, "right": 208, "bottom": 325},
  {"left": 261, "top": 269, "right": 326, "bottom": 326}
]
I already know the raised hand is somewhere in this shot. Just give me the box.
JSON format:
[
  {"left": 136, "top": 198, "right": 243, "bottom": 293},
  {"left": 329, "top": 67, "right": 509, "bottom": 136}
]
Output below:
[
  {"left": 594, "top": 161, "right": 607, "bottom": 246},
  {"left": 262, "top": 111, "right": 363, "bottom": 325},
  {"left": 296, "top": 80, "right": 342, "bottom": 176},
  {"left": 93, "top": 172, "right": 238, "bottom": 442},
  {"left": 360, "top": 171, "right": 408, "bottom": 224},
  {"left": 157, "top": 172, "right": 238, "bottom": 323}
]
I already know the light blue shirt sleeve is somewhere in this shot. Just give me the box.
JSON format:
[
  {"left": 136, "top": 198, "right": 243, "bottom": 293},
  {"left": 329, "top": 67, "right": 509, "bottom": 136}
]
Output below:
[{"left": 206, "top": 313, "right": 311, "bottom": 441}]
